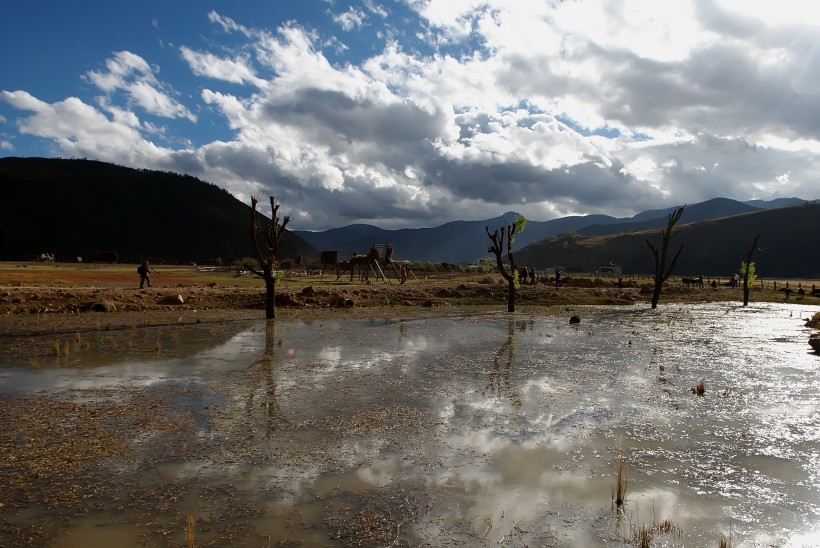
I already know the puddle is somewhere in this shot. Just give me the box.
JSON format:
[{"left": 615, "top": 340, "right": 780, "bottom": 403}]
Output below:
[{"left": 1, "top": 303, "right": 819, "bottom": 546}]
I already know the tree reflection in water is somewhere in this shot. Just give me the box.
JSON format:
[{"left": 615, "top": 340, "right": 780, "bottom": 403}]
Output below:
[
  {"left": 485, "top": 319, "right": 530, "bottom": 407},
  {"left": 246, "top": 321, "right": 285, "bottom": 439}
]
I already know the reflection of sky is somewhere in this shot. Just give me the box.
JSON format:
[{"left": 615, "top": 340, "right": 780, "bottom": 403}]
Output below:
[
  {"left": 3, "top": 303, "right": 819, "bottom": 545},
  {"left": 0, "top": 322, "right": 261, "bottom": 393},
  {"left": 276, "top": 304, "right": 819, "bottom": 544},
  {"left": 397, "top": 303, "right": 820, "bottom": 544}
]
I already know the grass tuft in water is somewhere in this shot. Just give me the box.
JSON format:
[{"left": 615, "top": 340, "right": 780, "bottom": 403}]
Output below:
[
  {"left": 630, "top": 513, "right": 682, "bottom": 546},
  {"left": 612, "top": 452, "right": 627, "bottom": 507},
  {"left": 185, "top": 515, "right": 196, "bottom": 548},
  {"left": 719, "top": 519, "right": 733, "bottom": 547},
  {"left": 635, "top": 525, "right": 652, "bottom": 548},
  {"left": 656, "top": 518, "right": 681, "bottom": 534}
]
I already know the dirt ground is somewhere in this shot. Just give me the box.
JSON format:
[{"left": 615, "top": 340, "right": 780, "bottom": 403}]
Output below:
[{"left": 0, "top": 262, "right": 815, "bottom": 336}]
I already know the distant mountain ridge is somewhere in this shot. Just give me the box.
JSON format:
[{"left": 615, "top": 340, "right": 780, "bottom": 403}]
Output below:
[
  {"left": 294, "top": 197, "right": 810, "bottom": 263},
  {"left": 515, "top": 201, "right": 820, "bottom": 278},
  {"left": 576, "top": 197, "right": 762, "bottom": 236}
]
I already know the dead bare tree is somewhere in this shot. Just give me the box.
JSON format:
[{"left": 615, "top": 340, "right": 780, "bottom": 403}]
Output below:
[
  {"left": 742, "top": 234, "right": 761, "bottom": 307},
  {"left": 246, "top": 196, "right": 290, "bottom": 319},
  {"left": 486, "top": 215, "right": 526, "bottom": 313},
  {"left": 645, "top": 206, "right": 685, "bottom": 309}
]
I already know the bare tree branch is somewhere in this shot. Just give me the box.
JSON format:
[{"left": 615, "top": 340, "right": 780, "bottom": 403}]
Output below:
[
  {"left": 248, "top": 196, "right": 290, "bottom": 319},
  {"left": 647, "top": 206, "right": 686, "bottom": 308}
]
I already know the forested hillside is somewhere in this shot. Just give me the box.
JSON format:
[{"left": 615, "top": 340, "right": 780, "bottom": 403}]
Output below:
[
  {"left": 516, "top": 202, "right": 820, "bottom": 278},
  {"left": 0, "top": 157, "right": 316, "bottom": 263}
]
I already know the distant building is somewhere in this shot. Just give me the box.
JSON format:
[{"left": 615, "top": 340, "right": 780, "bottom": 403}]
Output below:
[{"left": 598, "top": 263, "right": 623, "bottom": 277}]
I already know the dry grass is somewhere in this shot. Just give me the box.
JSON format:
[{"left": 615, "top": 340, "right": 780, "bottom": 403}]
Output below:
[
  {"left": 635, "top": 525, "right": 652, "bottom": 547},
  {"left": 631, "top": 515, "right": 682, "bottom": 546},
  {"left": 656, "top": 518, "right": 681, "bottom": 535},
  {"left": 185, "top": 515, "right": 196, "bottom": 548},
  {"left": 625, "top": 501, "right": 683, "bottom": 546},
  {"left": 719, "top": 520, "right": 733, "bottom": 547},
  {"left": 612, "top": 453, "right": 627, "bottom": 507}
]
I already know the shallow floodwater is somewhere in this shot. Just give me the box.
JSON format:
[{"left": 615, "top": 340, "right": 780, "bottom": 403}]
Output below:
[{"left": 1, "top": 302, "right": 819, "bottom": 546}]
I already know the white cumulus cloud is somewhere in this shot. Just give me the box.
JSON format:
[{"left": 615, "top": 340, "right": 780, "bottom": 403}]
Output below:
[{"left": 3, "top": 2, "right": 820, "bottom": 229}]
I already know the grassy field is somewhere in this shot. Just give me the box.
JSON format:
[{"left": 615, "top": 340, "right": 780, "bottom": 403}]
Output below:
[
  {"left": 0, "top": 262, "right": 274, "bottom": 289},
  {"left": 2, "top": 261, "right": 818, "bottom": 292}
]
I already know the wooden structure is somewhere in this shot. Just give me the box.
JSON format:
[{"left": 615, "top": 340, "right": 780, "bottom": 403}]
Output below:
[
  {"left": 319, "top": 250, "right": 338, "bottom": 279},
  {"left": 340, "top": 247, "right": 386, "bottom": 282},
  {"left": 321, "top": 243, "right": 413, "bottom": 284}
]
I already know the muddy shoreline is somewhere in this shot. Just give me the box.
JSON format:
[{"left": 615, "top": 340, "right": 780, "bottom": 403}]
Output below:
[{"left": 0, "top": 275, "right": 802, "bottom": 337}]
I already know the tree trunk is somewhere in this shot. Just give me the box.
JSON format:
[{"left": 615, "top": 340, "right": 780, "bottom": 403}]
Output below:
[
  {"left": 742, "top": 235, "right": 760, "bottom": 307},
  {"left": 650, "top": 282, "right": 662, "bottom": 309},
  {"left": 646, "top": 206, "right": 685, "bottom": 310},
  {"left": 264, "top": 276, "right": 276, "bottom": 319},
  {"left": 248, "top": 196, "right": 290, "bottom": 320},
  {"left": 485, "top": 216, "right": 526, "bottom": 314}
]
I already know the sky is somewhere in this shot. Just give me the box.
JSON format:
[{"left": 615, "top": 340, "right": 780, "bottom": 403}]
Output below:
[{"left": 2, "top": 0, "right": 820, "bottom": 230}]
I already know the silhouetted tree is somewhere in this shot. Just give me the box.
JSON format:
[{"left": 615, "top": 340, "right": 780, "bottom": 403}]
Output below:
[
  {"left": 246, "top": 196, "right": 290, "bottom": 319},
  {"left": 645, "top": 206, "right": 685, "bottom": 309},
  {"left": 742, "top": 234, "right": 761, "bottom": 307},
  {"left": 486, "top": 215, "right": 526, "bottom": 312}
]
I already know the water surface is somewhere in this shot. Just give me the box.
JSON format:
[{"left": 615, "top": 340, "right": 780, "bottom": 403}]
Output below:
[{"left": 1, "top": 302, "right": 818, "bottom": 546}]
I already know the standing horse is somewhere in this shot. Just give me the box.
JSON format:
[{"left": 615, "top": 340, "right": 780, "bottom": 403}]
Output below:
[{"left": 682, "top": 275, "right": 704, "bottom": 288}]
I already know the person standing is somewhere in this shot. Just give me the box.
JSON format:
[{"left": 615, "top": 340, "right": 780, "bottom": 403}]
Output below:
[{"left": 138, "top": 260, "right": 152, "bottom": 288}]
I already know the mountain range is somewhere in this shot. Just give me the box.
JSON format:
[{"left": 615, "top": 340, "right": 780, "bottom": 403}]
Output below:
[
  {"left": 516, "top": 201, "right": 819, "bottom": 278},
  {"left": 1, "top": 157, "right": 817, "bottom": 277},
  {"left": 293, "top": 196, "right": 809, "bottom": 264}
]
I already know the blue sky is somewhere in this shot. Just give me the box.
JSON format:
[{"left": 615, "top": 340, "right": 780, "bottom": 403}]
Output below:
[{"left": 2, "top": 1, "right": 819, "bottom": 230}]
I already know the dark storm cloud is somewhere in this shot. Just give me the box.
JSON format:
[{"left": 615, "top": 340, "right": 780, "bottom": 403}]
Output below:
[
  {"left": 262, "top": 87, "right": 448, "bottom": 148},
  {"left": 422, "top": 152, "right": 661, "bottom": 211}
]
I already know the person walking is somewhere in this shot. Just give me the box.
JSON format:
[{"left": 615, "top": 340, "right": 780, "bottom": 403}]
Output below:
[{"left": 138, "top": 260, "right": 152, "bottom": 288}]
